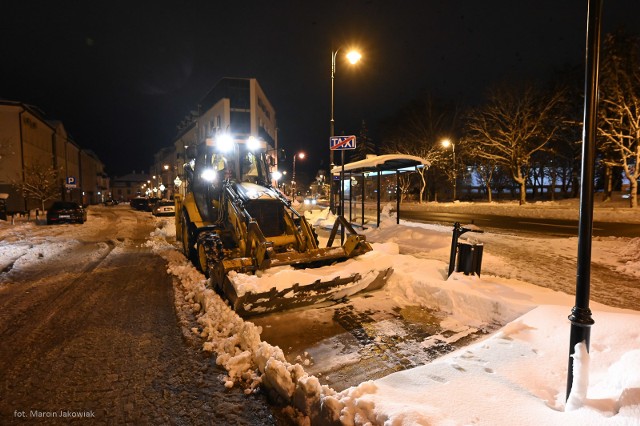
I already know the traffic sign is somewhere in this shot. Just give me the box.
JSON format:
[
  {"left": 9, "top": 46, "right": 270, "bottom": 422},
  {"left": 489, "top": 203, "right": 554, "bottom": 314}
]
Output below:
[
  {"left": 65, "top": 176, "right": 77, "bottom": 188},
  {"left": 330, "top": 135, "right": 356, "bottom": 150}
]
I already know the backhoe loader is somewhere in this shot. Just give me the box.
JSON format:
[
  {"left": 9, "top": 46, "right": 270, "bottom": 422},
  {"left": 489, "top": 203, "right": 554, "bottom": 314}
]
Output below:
[{"left": 175, "top": 134, "right": 392, "bottom": 316}]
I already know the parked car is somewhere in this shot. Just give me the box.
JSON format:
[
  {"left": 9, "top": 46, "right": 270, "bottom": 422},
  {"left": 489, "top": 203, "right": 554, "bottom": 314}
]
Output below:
[
  {"left": 103, "top": 198, "right": 119, "bottom": 206},
  {"left": 46, "top": 201, "right": 87, "bottom": 225},
  {"left": 146, "top": 197, "right": 161, "bottom": 212},
  {"left": 152, "top": 199, "right": 175, "bottom": 217},
  {"left": 130, "top": 197, "right": 149, "bottom": 211}
]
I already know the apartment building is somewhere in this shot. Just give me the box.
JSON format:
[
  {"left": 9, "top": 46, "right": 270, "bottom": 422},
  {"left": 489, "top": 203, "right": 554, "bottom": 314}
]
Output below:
[
  {"left": 0, "top": 100, "right": 108, "bottom": 212},
  {"left": 152, "top": 78, "right": 278, "bottom": 197},
  {"left": 110, "top": 171, "right": 150, "bottom": 201}
]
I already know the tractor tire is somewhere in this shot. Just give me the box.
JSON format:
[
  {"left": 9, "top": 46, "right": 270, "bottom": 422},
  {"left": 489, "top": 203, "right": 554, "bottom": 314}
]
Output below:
[
  {"left": 196, "top": 240, "right": 209, "bottom": 277},
  {"left": 196, "top": 232, "right": 224, "bottom": 278},
  {"left": 181, "top": 212, "right": 198, "bottom": 264}
]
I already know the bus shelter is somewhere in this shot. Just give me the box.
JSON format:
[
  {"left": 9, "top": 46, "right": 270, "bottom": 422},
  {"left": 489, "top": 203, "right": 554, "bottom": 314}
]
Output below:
[{"left": 330, "top": 154, "right": 430, "bottom": 227}]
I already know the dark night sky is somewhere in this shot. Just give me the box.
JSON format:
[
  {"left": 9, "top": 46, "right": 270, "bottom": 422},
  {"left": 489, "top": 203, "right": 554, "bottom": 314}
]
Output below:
[{"left": 2, "top": 1, "right": 639, "bottom": 180}]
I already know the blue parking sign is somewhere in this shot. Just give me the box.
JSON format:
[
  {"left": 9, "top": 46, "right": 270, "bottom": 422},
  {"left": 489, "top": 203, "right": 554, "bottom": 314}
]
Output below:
[{"left": 65, "top": 176, "right": 77, "bottom": 188}]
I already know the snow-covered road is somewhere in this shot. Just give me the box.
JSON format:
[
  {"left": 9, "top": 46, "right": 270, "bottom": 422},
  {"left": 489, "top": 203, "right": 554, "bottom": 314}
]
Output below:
[{"left": 0, "top": 206, "right": 280, "bottom": 425}]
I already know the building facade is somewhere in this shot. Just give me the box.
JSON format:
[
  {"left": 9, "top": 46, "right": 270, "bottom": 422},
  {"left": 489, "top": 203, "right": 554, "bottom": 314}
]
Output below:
[
  {"left": 0, "top": 100, "right": 108, "bottom": 212},
  {"left": 152, "top": 78, "right": 278, "bottom": 198},
  {"left": 110, "top": 171, "right": 150, "bottom": 201}
]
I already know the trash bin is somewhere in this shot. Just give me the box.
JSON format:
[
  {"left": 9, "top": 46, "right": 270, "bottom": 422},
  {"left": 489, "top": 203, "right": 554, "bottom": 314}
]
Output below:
[
  {"left": 456, "top": 242, "right": 483, "bottom": 276},
  {"left": 448, "top": 222, "right": 484, "bottom": 278},
  {"left": 0, "top": 198, "right": 7, "bottom": 221}
]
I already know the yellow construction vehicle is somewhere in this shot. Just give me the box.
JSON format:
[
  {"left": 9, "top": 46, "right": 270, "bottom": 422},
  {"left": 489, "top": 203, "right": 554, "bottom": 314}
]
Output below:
[{"left": 175, "top": 134, "right": 392, "bottom": 316}]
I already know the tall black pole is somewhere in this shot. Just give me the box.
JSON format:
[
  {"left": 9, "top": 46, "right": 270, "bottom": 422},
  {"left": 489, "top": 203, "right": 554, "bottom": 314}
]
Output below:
[
  {"left": 349, "top": 172, "right": 353, "bottom": 222},
  {"left": 396, "top": 170, "right": 400, "bottom": 225},
  {"left": 329, "top": 50, "right": 337, "bottom": 214},
  {"left": 566, "top": 0, "right": 602, "bottom": 401},
  {"left": 340, "top": 150, "right": 345, "bottom": 244},
  {"left": 376, "top": 167, "right": 381, "bottom": 227},
  {"left": 361, "top": 173, "right": 365, "bottom": 227}
]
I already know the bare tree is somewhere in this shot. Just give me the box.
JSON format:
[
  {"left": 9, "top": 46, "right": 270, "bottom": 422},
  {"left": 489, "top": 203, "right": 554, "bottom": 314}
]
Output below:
[
  {"left": 12, "top": 164, "right": 62, "bottom": 211},
  {"left": 596, "top": 143, "right": 622, "bottom": 201},
  {"left": 465, "top": 84, "right": 564, "bottom": 205},
  {"left": 546, "top": 64, "right": 585, "bottom": 200},
  {"left": 380, "top": 95, "right": 459, "bottom": 203},
  {"left": 383, "top": 135, "right": 441, "bottom": 203},
  {"left": 598, "top": 31, "right": 640, "bottom": 207},
  {"left": 473, "top": 161, "right": 499, "bottom": 202},
  {"left": 395, "top": 173, "right": 413, "bottom": 203}
]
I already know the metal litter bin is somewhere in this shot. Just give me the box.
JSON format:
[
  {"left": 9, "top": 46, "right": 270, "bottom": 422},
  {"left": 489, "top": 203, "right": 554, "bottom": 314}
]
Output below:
[
  {"left": 448, "top": 222, "right": 484, "bottom": 277},
  {"left": 0, "top": 197, "right": 7, "bottom": 221},
  {"left": 456, "top": 242, "right": 483, "bottom": 276}
]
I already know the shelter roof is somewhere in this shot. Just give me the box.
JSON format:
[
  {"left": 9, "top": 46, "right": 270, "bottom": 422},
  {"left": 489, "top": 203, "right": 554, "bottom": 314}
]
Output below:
[{"left": 331, "top": 154, "right": 430, "bottom": 175}]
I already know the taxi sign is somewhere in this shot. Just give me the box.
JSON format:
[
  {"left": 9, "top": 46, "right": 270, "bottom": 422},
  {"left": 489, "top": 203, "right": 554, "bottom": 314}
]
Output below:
[{"left": 330, "top": 135, "right": 356, "bottom": 150}]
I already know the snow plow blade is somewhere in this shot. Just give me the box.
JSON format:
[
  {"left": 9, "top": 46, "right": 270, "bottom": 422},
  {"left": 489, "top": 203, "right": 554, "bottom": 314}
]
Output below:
[
  {"left": 207, "top": 216, "right": 394, "bottom": 317},
  {"left": 219, "top": 266, "right": 393, "bottom": 317}
]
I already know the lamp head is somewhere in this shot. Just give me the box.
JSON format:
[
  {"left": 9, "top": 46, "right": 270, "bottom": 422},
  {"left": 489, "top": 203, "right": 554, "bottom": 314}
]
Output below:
[{"left": 346, "top": 50, "right": 362, "bottom": 64}]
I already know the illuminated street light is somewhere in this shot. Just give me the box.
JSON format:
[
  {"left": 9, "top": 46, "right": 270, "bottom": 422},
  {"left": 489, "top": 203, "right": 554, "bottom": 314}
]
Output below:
[
  {"left": 292, "top": 152, "right": 305, "bottom": 198},
  {"left": 330, "top": 47, "right": 362, "bottom": 213},
  {"left": 346, "top": 50, "right": 362, "bottom": 64},
  {"left": 441, "top": 139, "right": 456, "bottom": 201}
]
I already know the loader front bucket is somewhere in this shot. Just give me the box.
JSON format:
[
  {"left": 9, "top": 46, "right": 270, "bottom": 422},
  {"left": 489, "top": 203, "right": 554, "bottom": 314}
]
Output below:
[
  {"left": 207, "top": 214, "right": 394, "bottom": 317},
  {"left": 218, "top": 266, "right": 393, "bottom": 317}
]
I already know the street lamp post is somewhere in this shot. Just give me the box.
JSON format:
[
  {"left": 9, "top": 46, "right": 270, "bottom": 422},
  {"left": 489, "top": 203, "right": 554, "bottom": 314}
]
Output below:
[
  {"left": 330, "top": 48, "right": 362, "bottom": 214},
  {"left": 441, "top": 139, "right": 456, "bottom": 201},
  {"left": 292, "top": 152, "right": 305, "bottom": 198}
]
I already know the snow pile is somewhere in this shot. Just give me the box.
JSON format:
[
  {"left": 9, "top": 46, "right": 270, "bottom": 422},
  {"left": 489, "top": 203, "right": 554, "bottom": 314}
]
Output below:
[
  {"left": 566, "top": 341, "right": 590, "bottom": 411},
  {"left": 617, "top": 237, "right": 640, "bottom": 277},
  {"left": 305, "top": 207, "right": 337, "bottom": 229}
]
